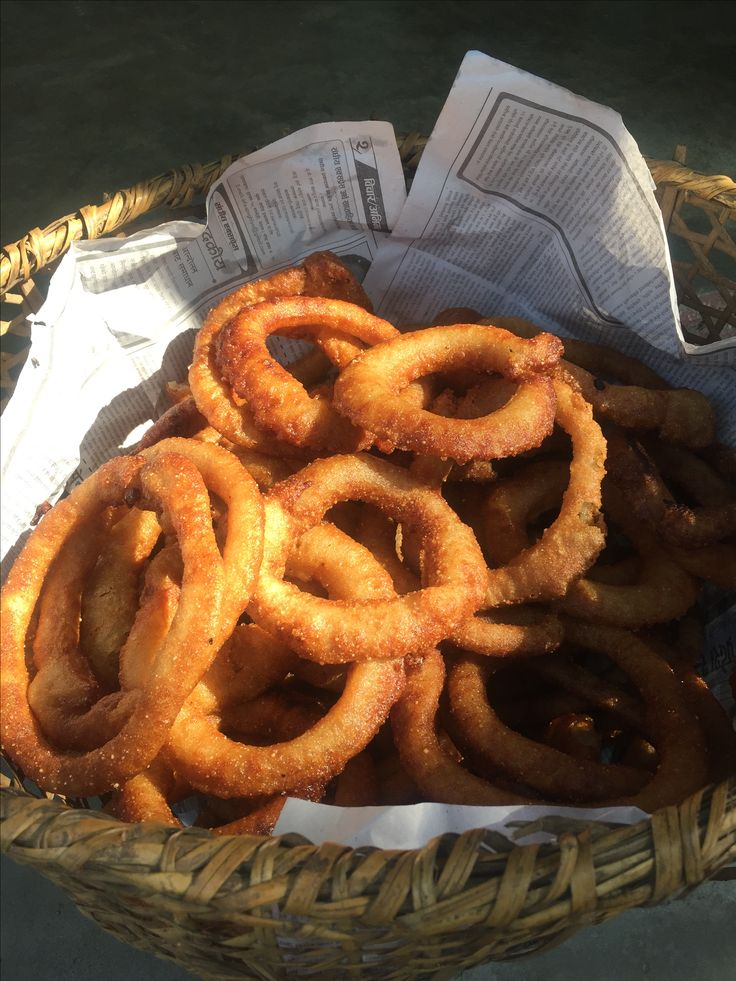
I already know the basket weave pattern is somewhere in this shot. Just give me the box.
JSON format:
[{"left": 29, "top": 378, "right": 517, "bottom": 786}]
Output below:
[
  {"left": 1, "top": 138, "right": 735, "bottom": 979},
  {"left": 648, "top": 146, "right": 736, "bottom": 345},
  {"left": 2, "top": 778, "right": 734, "bottom": 979}
]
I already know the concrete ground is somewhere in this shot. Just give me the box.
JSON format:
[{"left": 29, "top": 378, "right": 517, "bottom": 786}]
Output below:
[{"left": 1, "top": 1, "right": 735, "bottom": 978}]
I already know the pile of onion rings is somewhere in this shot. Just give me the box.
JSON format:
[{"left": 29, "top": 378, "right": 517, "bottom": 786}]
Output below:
[{"left": 1, "top": 252, "right": 734, "bottom": 834}]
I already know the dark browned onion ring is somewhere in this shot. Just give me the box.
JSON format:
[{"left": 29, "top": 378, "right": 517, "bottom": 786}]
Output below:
[
  {"left": 391, "top": 649, "right": 531, "bottom": 805},
  {"left": 484, "top": 317, "right": 715, "bottom": 448},
  {"left": 560, "top": 620, "right": 710, "bottom": 810},
  {"left": 605, "top": 430, "right": 736, "bottom": 551},
  {"left": 447, "top": 651, "right": 649, "bottom": 803},
  {"left": 559, "top": 482, "right": 699, "bottom": 627}
]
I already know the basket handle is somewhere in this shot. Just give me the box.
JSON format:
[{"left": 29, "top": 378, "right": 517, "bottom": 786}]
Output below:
[{"left": 2, "top": 145, "right": 734, "bottom": 299}]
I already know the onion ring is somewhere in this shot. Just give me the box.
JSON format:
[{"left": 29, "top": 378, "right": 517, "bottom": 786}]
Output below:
[
  {"left": 1, "top": 438, "right": 263, "bottom": 796},
  {"left": 409, "top": 381, "right": 509, "bottom": 485},
  {"left": 559, "top": 481, "right": 699, "bottom": 627},
  {"left": 391, "top": 649, "right": 530, "bottom": 805},
  {"left": 561, "top": 620, "right": 710, "bottom": 810},
  {"left": 249, "top": 453, "right": 488, "bottom": 662},
  {"left": 333, "top": 323, "right": 563, "bottom": 463},
  {"left": 141, "top": 438, "right": 265, "bottom": 628},
  {"left": 80, "top": 507, "right": 161, "bottom": 689},
  {"left": 214, "top": 296, "right": 399, "bottom": 451},
  {"left": 451, "top": 607, "right": 563, "bottom": 659},
  {"left": 606, "top": 430, "right": 736, "bottom": 549},
  {"left": 108, "top": 694, "right": 327, "bottom": 833},
  {"left": 1, "top": 453, "right": 227, "bottom": 795},
  {"left": 662, "top": 540, "right": 736, "bottom": 590},
  {"left": 483, "top": 316, "right": 715, "bottom": 447},
  {"left": 189, "top": 251, "right": 373, "bottom": 448},
  {"left": 166, "top": 524, "right": 406, "bottom": 797},
  {"left": 29, "top": 536, "right": 182, "bottom": 753},
  {"left": 486, "top": 315, "right": 669, "bottom": 389},
  {"left": 464, "top": 376, "right": 606, "bottom": 609},
  {"left": 447, "top": 650, "right": 649, "bottom": 804},
  {"left": 27, "top": 508, "right": 134, "bottom": 751}
]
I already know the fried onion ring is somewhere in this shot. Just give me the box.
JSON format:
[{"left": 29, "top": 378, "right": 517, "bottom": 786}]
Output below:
[
  {"left": 559, "top": 482, "right": 699, "bottom": 627},
  {"left": 606, "top": 432, "right": 736, "bottom": 550},
  {"left": 391, "top": 649, "right": 530, "bottom": 805},
  {"left": 484, "top": 316, "right": 715, "bottom": 448},
  {"left": 560, "top": 621, "right": 710, "bottom": 810},
  {"left": 80, "top": 507, "right": 161, "bottom": 689},
  {"left": 189, "top": 251, "right": 374, "bottom": 449},
  {"left": 467, "top": 377, "right": 607, "bottom": 608},
  {"left": 108, "top": 696, "right": 327, "bottom": 833},
  {"left": 1, "top": 439, "right": 264, "bottom": 796},
  {"left": 165, "top": 524, "right": 406, "bottom": 797},
  {"left": 214, "top": 296, "right": 399, "bottom": 451},
  {"left": 408, "top": 382, "right": 509, "bottom": 486},
  {"left": 333, "top": 323, "right": 563, "bottom": 463},
  {"left": 451, "top": 607, "right": 563, "bottom": 658},
  {"left": 249, "top": 453, "right": 488, "bottom": 662},
  {"left": 1, "top": 454, "right": 227, "bottom": 795},
  {"left": 447, "top": 651, "right": 648, "bottom": 803}
]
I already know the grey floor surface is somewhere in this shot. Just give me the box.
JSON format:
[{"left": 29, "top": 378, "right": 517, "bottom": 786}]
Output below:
[{"left": 2, "top": 1, "right": 736, "bottom": 979}]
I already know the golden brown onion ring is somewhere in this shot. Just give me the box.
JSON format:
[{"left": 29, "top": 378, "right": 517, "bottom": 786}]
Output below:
[
  {"left": 467, "top": 377, "right": 607, "bottom": 609},
  {"left": 333, "top": 323, "right": 563, "bottom": 463},
  {"left": 451, "top": 607, "right": 563, "bottom": 659},
  {"left": 108, "top": 696, "right": 327, "bottom": 833},
  {"left": 166, "top": 524, "right": 406, "bottom": 797},
  {"left": 80, "top": 507, "right": 161, "bottom": 689},
  {"left": 249, "top": 453, "right": 488, "bottom": 663},
  {"left": 408, "top": 381, "right": 508, "bottom": 486},
  {"left": 214, "top": 296, "right": 399, "bottom": 452},
  {"left": 1, "top": 453, "right": 227, "bottom": 796},
  {"left": 189, "top": 251, "right": 373, "bottom": 448}
]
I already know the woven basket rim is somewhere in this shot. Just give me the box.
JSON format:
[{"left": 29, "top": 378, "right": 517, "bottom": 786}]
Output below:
[{"left": 2, "top": 772, "right": 735, "bottom": 897}]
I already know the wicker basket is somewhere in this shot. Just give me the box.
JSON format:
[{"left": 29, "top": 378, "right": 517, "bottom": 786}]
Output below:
[{"left": 1, "top": 137, "right": 735, "bottom": 981}]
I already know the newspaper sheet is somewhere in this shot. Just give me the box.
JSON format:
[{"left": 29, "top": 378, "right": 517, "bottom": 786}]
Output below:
[
  {"left": 1, "top": 120, "right": 406, "bottom": 569},
  {"left": 1, "top": 56, "right": 733, "bottom": 850},
  {"left": 364, "top": 51, "right": 736, "bottom": 439}
]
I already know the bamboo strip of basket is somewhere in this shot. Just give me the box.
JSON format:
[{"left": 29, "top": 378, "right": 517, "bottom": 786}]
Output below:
[{"left": 1, "top": 776, "right": 734, "bottom": 980}]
